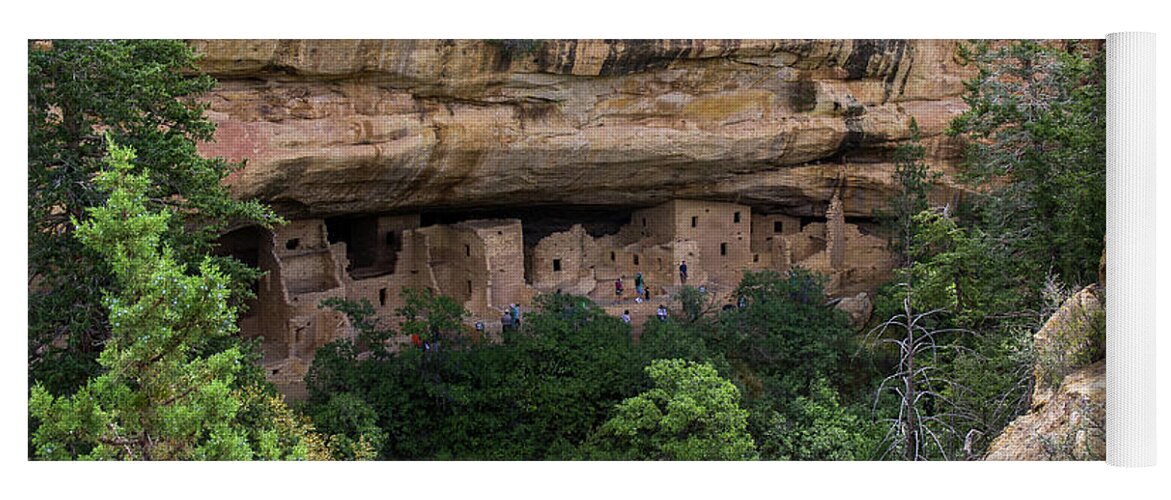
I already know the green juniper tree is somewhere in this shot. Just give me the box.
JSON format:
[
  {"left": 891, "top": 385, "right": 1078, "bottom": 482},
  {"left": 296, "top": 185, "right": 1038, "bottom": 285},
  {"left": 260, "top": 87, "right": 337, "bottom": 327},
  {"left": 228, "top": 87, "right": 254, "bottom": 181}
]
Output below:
[
  {"left": 29, "top": 140, "right": 324, "bottom": 460},
  {"left": 28, "top": 39, "right": 277, "bottom": 396}
]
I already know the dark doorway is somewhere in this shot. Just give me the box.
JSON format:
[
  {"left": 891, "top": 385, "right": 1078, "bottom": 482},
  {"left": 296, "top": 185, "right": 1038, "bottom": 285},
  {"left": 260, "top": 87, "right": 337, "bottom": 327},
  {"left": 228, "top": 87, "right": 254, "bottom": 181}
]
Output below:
[{"left": 325, "top": 215, "right": 380, "bottom": 274}]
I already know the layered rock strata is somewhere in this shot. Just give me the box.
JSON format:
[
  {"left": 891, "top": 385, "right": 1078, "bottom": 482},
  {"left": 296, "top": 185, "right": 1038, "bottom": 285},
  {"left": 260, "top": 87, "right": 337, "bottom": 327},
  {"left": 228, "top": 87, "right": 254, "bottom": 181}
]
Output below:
[
  {"left": 193, "top": 39, "right": 974, "bottom": 398},
  {"left": 193, "top": 39, "right": 974, "bottom": 219}
]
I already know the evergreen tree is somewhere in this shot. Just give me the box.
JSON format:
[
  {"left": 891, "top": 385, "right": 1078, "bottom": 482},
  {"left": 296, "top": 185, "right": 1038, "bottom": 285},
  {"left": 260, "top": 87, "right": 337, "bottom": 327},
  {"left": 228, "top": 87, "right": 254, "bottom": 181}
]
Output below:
[
  {"left": 881, "top": 118, "right": 935, "bottom": 266},
  {"left": 28, "top": 40, "right": 278, "bottom": 396},
  {"left": 29, "top": 141, "right": 324, "bottom": 460},
  {"left": 948, "top": 40, "right": 1105, "bottom": 286}
]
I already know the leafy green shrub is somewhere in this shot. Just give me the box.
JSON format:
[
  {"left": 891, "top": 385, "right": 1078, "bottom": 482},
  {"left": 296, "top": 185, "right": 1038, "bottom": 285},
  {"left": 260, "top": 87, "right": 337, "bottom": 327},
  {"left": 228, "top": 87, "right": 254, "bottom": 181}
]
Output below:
[
  {"left": 752, "top": 379, "right": 881, "bottom": 460},
  {"left": 582, "top": 359, "right": 757, "bottom": 460}
]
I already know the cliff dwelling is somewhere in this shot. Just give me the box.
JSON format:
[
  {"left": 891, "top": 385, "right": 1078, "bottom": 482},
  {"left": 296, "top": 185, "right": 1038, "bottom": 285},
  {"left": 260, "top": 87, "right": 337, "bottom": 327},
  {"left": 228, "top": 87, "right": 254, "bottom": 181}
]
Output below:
[{"left": 225, "top": 193, "right": 894, "bottom": 398}]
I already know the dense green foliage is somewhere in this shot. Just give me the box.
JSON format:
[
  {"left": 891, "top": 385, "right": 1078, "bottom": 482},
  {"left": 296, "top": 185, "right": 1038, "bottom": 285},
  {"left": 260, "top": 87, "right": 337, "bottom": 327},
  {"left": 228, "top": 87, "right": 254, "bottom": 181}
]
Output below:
[
  {"left": 29, "top": 142, "right": 325, "bottom": 460},
  {"left": 863, "top": 40, "right": 1106, "bottom": 459},
  {"left": 581, "top": 359, "right": 757, "bottom": 460},
  {"left": 715, "top": 269, "right": 855, "bottom": 398},
  {"left": 755, "top": 378, "right": 880, "bottom": 460},
  {"left": 304, "top": 270, "right": 881, "bottom": 460},
  {"left": 28, "top": 39, "right": 277, "bottom": 397},
  {"left": 715, "top": 270, "right": 882, "bottom": 460},
  {"left": 948, "top": 40, "right": 1106, "bottom": 287},
  {"left": 305, "top": 292, "right": 646, "bottom": 459},
  {"left": 878, "top": 118, "right": 936, "bottom": 264}
]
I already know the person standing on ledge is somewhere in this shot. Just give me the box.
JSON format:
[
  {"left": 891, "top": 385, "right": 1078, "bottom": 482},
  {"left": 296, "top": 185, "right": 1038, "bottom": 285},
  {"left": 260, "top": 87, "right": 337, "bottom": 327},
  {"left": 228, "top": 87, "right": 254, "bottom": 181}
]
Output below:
[
  {"left": 500, "top": 310, "right": 512, "bottom": 332},
  {"left": 615, "top": 276, "right": 624, "bottom": 303},
  {"left": 621, "top": 310, "right": 631, "bottom": 325},
  {"left": 509, "top": 303, "right": 521, "bottom": 329},
  {"left": 634, "top": 272, "right": 645, "bottom": 303},
  {"left": 679, "top": 260, "right": 688, "bottom": 284}
]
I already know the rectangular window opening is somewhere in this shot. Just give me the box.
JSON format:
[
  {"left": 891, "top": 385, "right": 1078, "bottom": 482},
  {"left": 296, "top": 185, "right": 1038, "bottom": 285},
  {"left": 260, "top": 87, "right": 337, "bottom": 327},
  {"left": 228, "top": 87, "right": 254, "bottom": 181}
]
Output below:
[
  {"left": 553, "top": 259, "right": 562, "bottom": 272},
  {"left": 379, "top": 288, "right": 387, "bottom": 307},
  {"left": 691, "top": 216, "right": 698, "bottom": 228},
  {"left": 465, "top": 244, "right": 471, "bottom": 257},
  {"left": 774, "top": 221, "right": 783, "bottom": 233},
  {"left": 633, "top": 255, "right": 640, "bottom": 266},
  {"left": 753, "top": 254, "right": 760, "bottom": 263},
  {"left": 467, "top": 280, "right": 473, "bottom": 295},
  {"left": 734, "top": 211, "right": 741, "bottom": 223},
  {"left": 720, "top": 242, "right": 728, "bottom": 256}
]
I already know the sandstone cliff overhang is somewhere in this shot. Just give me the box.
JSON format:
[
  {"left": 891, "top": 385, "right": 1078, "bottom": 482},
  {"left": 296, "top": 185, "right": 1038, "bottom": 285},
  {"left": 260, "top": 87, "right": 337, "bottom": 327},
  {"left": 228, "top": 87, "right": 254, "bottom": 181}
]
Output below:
[{"left": 192, "top": 39, "right": 974, "bottom": 219}]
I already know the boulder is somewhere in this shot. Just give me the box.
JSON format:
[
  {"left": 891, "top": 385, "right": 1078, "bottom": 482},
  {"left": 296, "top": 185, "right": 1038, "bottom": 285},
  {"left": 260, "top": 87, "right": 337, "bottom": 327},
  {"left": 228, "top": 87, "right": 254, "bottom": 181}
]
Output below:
[
  {"left": 834, "top": 292, "right": 873, "bottom": 329},
  {"left": 985, "top": 276, "right": 1107, "bottom": 461}
]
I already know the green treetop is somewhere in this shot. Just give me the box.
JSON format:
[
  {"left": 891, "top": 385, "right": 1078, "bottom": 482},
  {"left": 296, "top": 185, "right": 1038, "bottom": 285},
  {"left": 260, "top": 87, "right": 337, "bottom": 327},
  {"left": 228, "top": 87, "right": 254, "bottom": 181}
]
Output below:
[
  {"left": 29, "top": 141, "right": 323, "bottom": 460},
  {"left": 948, "top": 40, "right": 1105, "bottom": 286},
  {"left": 28, "top": 39, "right": 278, "bottom": 396},
  {"left": 881, "top": 118, "right": 936, "bottom": 266},
  {"left": 583, "top": 359, "right": 758, "bottom": 460}
]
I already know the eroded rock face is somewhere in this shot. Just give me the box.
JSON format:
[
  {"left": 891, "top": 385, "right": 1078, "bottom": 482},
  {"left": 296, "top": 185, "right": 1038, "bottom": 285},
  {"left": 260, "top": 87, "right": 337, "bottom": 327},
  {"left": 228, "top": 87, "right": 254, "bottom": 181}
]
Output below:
[
  {"left": 193, "top": 40, "right": 977, "bottom": 398},
  {"left": 985, "top": 278, "right": 1106, "bottom": 461},
  {"left": 1032, "top": 285, "right": 1105, "bottom": 408},
  {"left": 192, "top": 39, "right": 974, "bottom": 219},
  {"left": 984, "top": 361, "right": 1105, "bottom": 461}
]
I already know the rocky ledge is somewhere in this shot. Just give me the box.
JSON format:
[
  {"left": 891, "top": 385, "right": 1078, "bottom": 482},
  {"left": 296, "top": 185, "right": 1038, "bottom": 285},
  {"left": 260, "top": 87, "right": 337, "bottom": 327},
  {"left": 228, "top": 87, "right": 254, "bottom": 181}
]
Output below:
[{"left": 192, "top": 39, "right": 975, "bottom": 219}]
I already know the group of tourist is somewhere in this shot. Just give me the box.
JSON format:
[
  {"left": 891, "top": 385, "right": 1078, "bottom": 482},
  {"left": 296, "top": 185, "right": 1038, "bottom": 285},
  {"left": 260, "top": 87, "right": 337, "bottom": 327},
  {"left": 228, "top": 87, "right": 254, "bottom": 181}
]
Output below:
[
  {"left": 609, "top": 262, "right": 688, "bottom": 326},
  {"left": 500, "top": 302, "right": 522, "bottom": 331},
  {"left": 622, "top": 305, "right": 671, "bottom": 325},
  {"left": 490, "top": 260, "right": 691, "bottom": 333},
  {"left": 613, "top": 260, "right": 688, "bottom": 303},
  {"left": 616, "top": 274, "right": 651, "bottom": 304}
]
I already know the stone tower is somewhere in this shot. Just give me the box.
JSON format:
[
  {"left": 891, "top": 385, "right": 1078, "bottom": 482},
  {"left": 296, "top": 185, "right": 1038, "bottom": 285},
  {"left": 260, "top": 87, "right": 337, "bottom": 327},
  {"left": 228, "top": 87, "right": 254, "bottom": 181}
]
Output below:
[{"left": 826, "top": 186, "right": 846, "bottom": 271}]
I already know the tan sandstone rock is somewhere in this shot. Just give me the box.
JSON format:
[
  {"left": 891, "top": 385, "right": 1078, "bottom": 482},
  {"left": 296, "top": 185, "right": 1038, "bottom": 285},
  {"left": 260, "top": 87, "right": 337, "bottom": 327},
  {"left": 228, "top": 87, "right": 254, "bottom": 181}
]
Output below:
[
  {"left": 834, "top": 292, "right": 873, "bottom": 329},
  {"left": 985, "top": 274, "right": 1106, "bottom": 461},
  {"left": 984, "top": 361, "right": 1105, "bottom": 461},
  {"left": 193, "top": 39, "right": 981, "bottom": 398},
  {"left": 192, "top": 39, "right": 975, "bottom": 220},
  {"left": 1032, "top": 285, "right": 1105, "bottom": 408}
]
